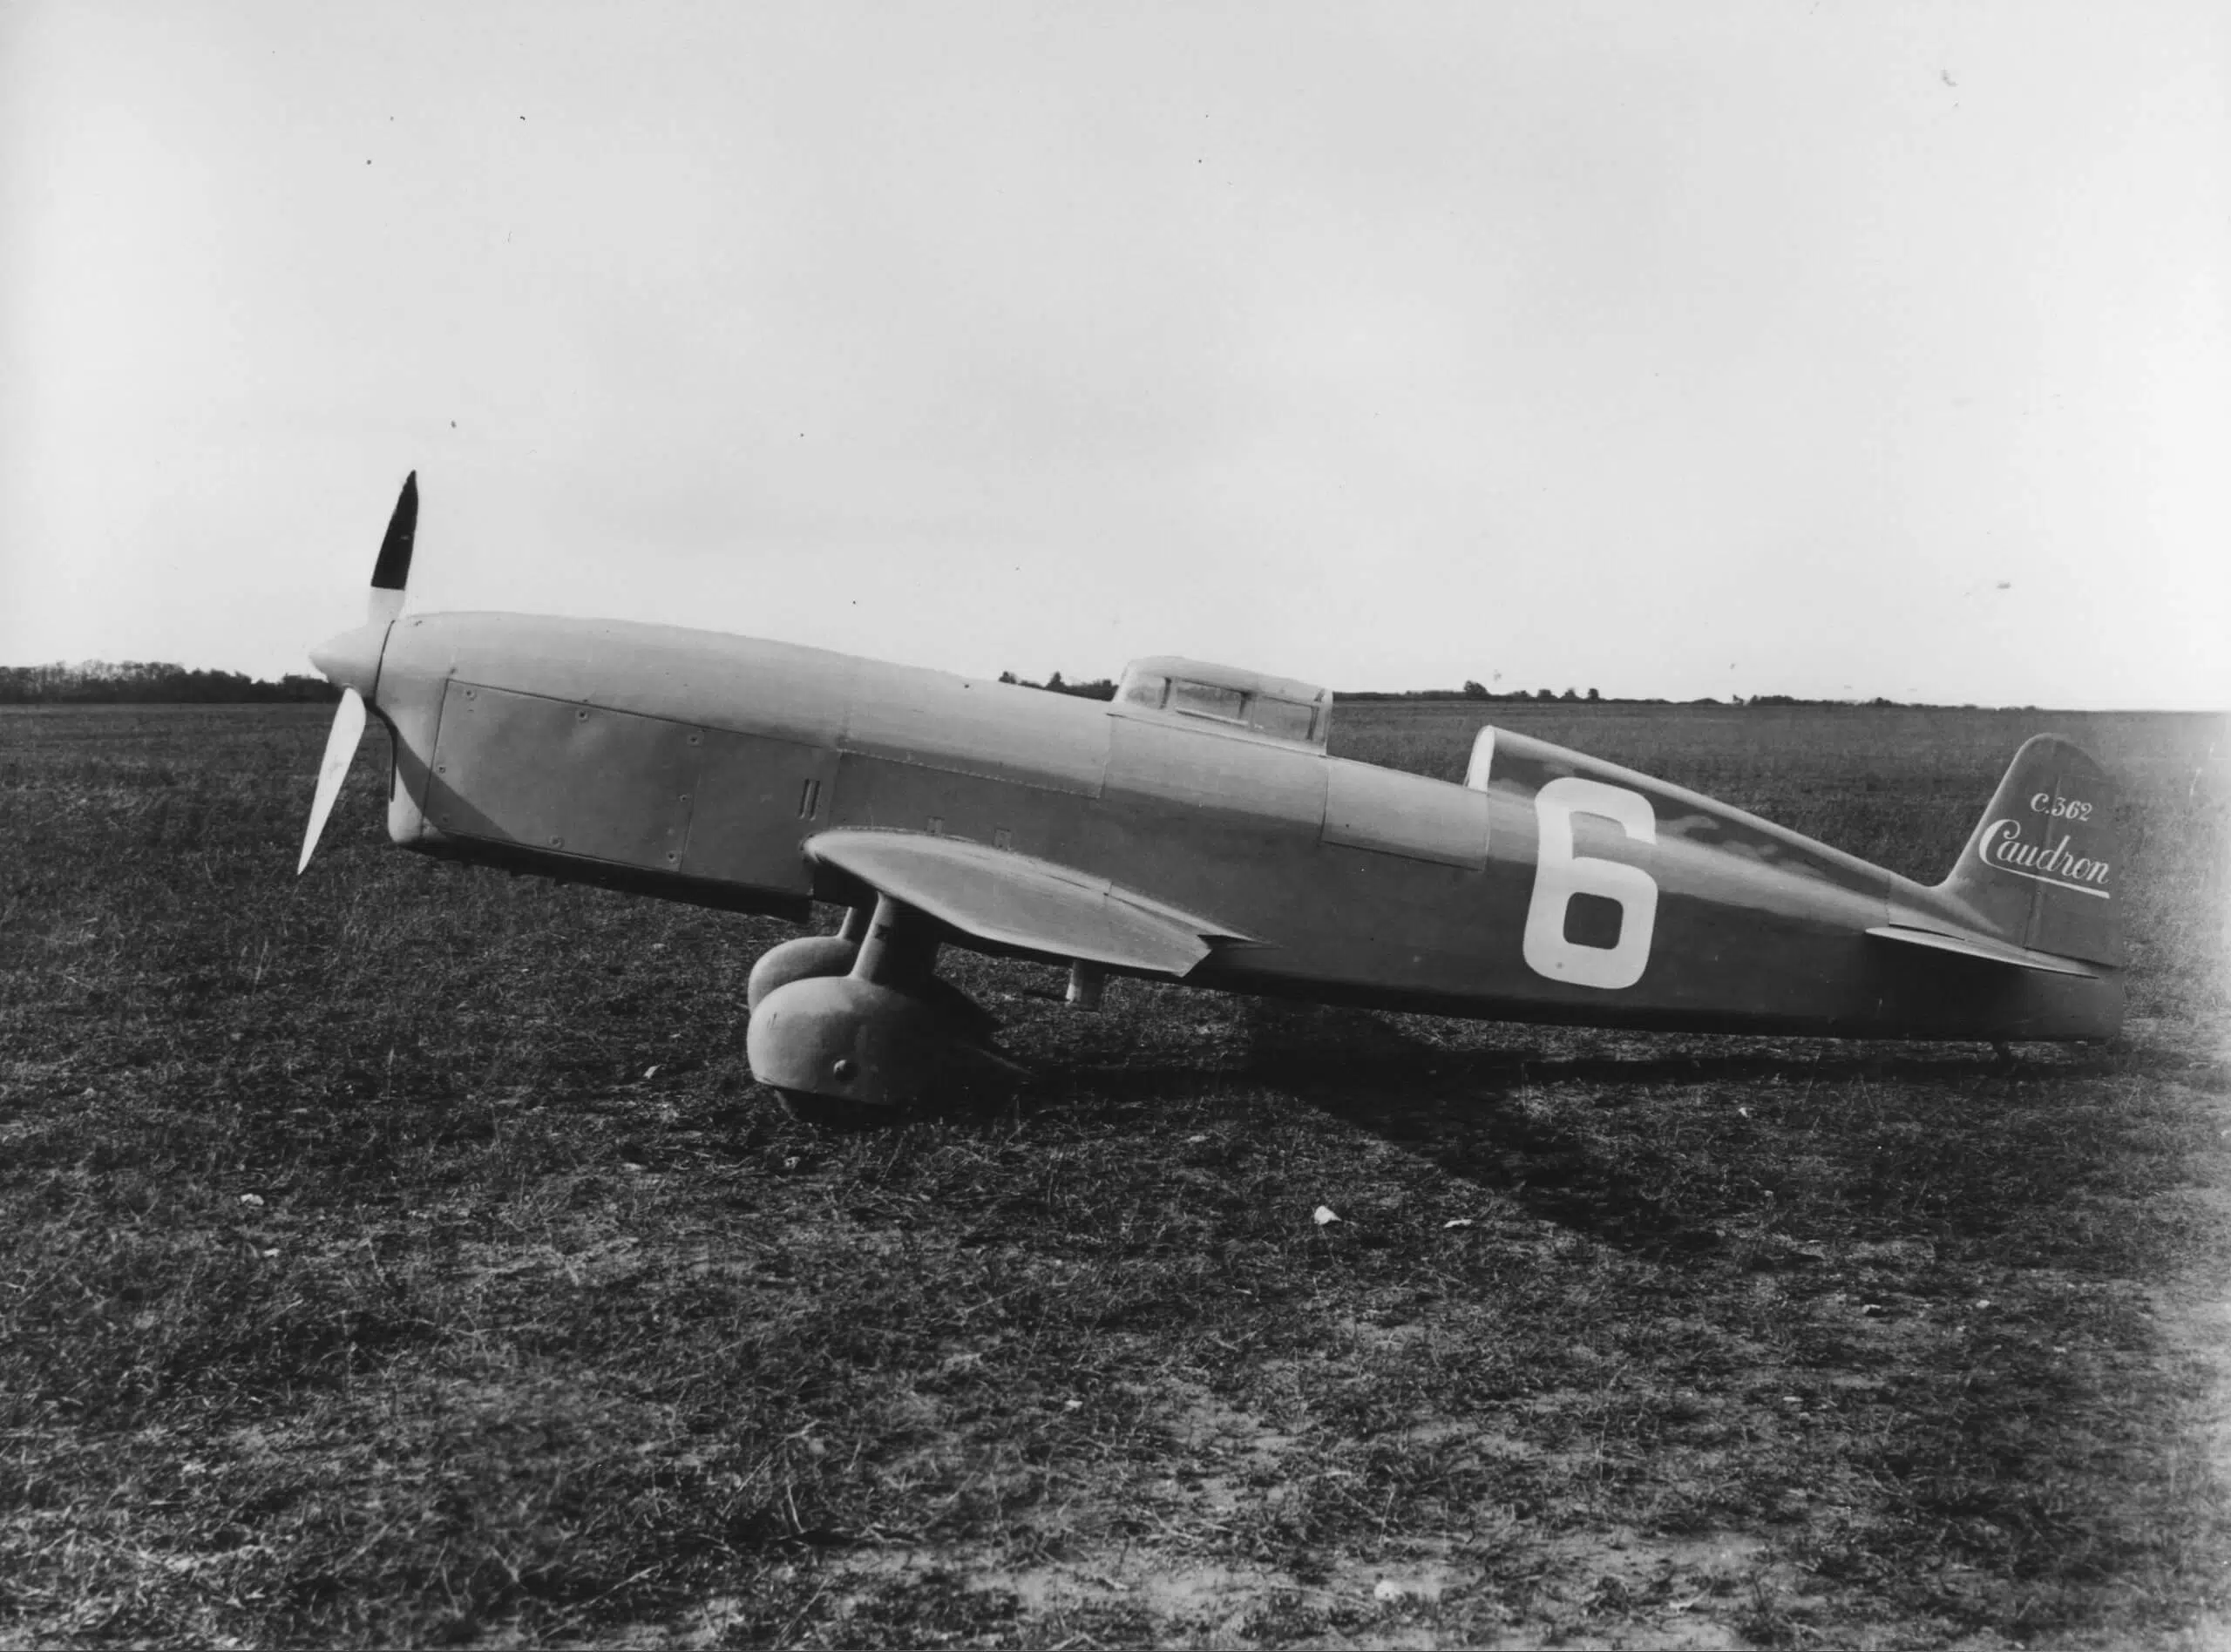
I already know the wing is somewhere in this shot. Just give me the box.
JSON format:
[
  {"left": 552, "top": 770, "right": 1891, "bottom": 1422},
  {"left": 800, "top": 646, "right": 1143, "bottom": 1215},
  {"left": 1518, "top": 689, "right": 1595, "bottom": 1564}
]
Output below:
[
  {"left": 805, "top": 829, "right": 1256, "bottom": 977},
  {"left": 1867, "top": 921, "right": 2103, "bottom": 978}
]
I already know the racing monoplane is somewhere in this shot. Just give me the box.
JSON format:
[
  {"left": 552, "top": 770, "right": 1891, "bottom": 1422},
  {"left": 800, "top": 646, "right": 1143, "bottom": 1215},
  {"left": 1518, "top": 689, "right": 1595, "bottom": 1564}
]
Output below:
[{"left": 300, "top": 476, "right": 2124, "bottom": 1123}]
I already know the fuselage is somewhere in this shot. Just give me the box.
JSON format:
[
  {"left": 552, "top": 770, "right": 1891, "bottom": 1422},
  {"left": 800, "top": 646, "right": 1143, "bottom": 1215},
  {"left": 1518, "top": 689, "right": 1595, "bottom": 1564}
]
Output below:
[{"left": 341, "top": 611, "right": 2119, "bottom": 1040}]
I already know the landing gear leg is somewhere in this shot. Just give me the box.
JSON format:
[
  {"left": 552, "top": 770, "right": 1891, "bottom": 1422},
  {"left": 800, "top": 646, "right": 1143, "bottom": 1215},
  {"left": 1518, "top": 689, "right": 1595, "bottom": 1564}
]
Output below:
[
  {"left": 747, "top": 894, "right": 1025, "bottom": 1127},
  {"left": 855, "top": 892, "right": 938, "bottom": 993}
]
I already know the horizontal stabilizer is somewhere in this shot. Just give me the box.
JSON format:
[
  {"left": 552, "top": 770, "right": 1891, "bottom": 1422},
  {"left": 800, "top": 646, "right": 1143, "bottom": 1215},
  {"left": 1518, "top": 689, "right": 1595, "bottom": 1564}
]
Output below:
[
  {"left": 805, "top": 830, "right": 1252, "bottom": 977},
  {"left": 1867, "top": 923, "right": 2101, "bottom": 979}
]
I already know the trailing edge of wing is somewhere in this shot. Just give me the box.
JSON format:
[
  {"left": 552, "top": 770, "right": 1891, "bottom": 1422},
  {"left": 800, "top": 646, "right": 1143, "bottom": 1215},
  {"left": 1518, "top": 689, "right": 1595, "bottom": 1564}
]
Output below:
[
  {"left": 1867, "top": 923, "right": 2102, "bottom": 979},
  {"left": 805, "top": 829, "right": 1254, "bottom": 978}
]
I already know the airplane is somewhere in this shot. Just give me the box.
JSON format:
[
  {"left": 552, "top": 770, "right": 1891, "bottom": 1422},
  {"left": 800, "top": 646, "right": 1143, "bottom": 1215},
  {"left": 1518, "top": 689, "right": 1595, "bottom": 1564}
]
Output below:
[{"left": 299, "top": 475, "right": 2124, "bottom": 1126}]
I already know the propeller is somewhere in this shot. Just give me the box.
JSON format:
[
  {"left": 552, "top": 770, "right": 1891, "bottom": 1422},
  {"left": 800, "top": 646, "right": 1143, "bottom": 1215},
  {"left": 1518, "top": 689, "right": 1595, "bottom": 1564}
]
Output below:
[
  {"left": 297, "top": 687, "right": 367, "bottom": 874},
  {"left": 368, "top": 471, "right": 417, "bottom": 625},
  {"left": 297, "top": 471, "right": 417, "bottom": 874}
]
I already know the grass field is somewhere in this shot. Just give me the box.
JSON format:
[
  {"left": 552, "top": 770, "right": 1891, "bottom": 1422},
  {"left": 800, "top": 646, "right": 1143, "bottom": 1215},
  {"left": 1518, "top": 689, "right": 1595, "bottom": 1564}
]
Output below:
[{"left": 3, "top": 700, "right": 2226, "bottom": 1648}]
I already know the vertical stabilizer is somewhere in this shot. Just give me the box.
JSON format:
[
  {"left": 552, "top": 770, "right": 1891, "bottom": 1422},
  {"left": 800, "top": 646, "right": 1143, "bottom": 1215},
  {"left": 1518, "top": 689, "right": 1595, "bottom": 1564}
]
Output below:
[{"left": 1937, "top": 735, "right": 2123, "bottom": 966}]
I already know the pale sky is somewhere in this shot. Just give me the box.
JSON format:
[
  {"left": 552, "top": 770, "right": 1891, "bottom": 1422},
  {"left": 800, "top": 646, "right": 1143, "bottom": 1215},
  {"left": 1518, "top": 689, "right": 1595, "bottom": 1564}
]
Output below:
[{"left": 3, "top": 1, "right": 2225, "bottom": 707}]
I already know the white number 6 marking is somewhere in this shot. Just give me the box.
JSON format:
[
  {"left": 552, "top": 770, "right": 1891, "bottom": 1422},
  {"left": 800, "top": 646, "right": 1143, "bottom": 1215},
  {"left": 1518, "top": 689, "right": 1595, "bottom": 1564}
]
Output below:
[{"left": 1524, "top": 776, "right": 1658, "bottom": 990}]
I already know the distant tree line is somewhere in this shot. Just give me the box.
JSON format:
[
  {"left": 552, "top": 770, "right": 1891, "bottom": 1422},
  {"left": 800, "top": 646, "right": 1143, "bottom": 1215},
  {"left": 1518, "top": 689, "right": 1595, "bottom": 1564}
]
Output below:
[
  {"left": 0, "top": 661, "right": 339, "bottom": 704},
  {"left": 1342, "top": 685, "right": 1916, "bottom": 708},
  {"left": 0, "top": 657, "right": 1955, "bottom": 711},
  {"left": 1342, "top": 684, "right": 1613, "bottom": 704},
  {"left": 996, "top": 672, "right": 1916, "bottom": 709},
  {"left": 996, "top": 670, "right": 1118, "bottom": 701}
]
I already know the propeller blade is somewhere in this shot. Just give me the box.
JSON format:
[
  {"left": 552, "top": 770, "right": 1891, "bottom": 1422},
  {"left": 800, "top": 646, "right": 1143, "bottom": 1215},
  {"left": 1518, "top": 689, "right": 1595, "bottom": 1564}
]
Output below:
[
  {"left": 297, "top": 687, "right": 368, "bottom": 875},
  {"left": 368, "top": 471, "right": 417, "bottom": 624}
]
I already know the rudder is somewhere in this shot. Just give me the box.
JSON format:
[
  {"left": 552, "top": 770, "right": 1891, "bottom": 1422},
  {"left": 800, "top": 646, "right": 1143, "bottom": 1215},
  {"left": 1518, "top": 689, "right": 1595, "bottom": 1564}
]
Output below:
[{"left": 1937, "top": 735, "right": 2123, "bottom": 966}]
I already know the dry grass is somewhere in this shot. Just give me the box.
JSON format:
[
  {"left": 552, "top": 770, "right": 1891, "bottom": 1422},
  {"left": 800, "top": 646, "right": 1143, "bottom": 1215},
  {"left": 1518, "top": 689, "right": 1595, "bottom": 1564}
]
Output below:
[{"left": 2, "top": 701, "right": 2226, "bottom": 1647}]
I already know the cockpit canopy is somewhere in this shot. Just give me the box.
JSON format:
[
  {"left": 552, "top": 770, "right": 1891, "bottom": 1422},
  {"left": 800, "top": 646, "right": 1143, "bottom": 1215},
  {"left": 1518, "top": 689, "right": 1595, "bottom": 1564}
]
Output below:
[{"left": 1114, "top": 656, "right": 1332, "bottom": 750}]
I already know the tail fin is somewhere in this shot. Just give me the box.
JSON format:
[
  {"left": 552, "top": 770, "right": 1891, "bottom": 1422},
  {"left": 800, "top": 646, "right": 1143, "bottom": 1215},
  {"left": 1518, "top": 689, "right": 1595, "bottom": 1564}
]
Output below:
[{"left": 1938, "top": 735, "right": 2123, "bottom": 966}]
